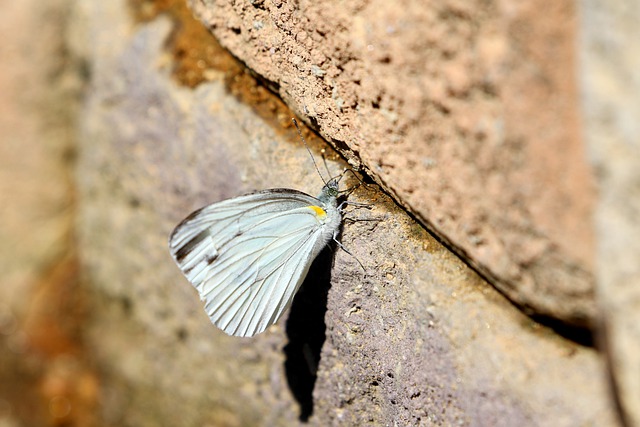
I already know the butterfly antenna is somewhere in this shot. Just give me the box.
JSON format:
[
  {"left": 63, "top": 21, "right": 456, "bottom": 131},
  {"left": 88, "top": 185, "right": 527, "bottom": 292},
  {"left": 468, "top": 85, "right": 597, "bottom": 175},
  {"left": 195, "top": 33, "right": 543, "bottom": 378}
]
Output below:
[
  {"left": 292, "top": 118, "right": 328, "bottom": 185},
  {"left": 320, "top": 150, "right": 335, "bottom": 180}
]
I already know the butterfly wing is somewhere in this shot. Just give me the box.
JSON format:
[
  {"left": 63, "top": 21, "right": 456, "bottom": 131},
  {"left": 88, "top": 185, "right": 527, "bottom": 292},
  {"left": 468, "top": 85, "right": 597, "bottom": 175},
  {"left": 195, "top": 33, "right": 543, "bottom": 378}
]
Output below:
[{"left": 169, "top": 189, "right": 330, "bottom": 337}]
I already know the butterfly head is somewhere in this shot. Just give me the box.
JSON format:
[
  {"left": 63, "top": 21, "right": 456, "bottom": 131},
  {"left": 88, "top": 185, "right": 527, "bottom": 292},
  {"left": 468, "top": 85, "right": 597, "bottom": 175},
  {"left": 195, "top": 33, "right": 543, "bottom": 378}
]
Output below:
[{"left": 318, "top": 177, "right": 340, "bottom": 203}]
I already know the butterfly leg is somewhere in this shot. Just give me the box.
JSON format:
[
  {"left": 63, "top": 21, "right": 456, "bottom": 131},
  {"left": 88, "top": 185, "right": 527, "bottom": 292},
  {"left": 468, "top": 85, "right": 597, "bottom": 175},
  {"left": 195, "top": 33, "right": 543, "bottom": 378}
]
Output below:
[
  {"left": 337, "top": 200, "right": 373, "bottom": 212},
  {"left": 333, "top": 231, "right": 366, "bottom": 272}
]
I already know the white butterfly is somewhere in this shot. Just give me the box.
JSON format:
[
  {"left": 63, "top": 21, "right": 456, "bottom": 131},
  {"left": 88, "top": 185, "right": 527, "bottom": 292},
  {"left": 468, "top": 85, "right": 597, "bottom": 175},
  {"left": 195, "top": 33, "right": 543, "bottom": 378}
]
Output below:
[{"left": 168, "top": 177, "right": 343, "bottom": 337}]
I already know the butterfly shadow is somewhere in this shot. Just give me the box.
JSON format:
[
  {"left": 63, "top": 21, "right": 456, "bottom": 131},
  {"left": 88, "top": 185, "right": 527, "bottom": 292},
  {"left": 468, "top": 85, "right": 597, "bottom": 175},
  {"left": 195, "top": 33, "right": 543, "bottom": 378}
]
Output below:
[{"left": 283, "top": 245, "right": 334, "bottom": 422}]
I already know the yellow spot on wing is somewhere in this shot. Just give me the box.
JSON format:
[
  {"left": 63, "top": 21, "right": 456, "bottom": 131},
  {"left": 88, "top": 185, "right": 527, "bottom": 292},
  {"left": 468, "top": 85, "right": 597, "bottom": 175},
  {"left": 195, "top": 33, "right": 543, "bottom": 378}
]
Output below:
[{"left": 309, "top": 205, "right": 327, "bottom": 218}]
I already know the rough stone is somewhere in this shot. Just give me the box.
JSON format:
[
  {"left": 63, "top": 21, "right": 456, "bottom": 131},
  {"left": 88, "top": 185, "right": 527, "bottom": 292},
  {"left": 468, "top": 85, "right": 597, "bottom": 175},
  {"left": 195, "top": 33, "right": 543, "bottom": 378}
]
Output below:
[
  {"left": 69, "top": 1, "right": 617, "bottom": 424},
  {"left": 188, "top": 0, "right": 597, "bottom": 327}
]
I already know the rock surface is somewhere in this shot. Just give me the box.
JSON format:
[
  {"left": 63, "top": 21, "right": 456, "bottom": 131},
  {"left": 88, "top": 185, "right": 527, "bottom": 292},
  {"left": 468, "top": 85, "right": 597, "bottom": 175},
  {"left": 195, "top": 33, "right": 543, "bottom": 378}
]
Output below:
[
  {"left": 0, "top": 1, "right": 99, "bottom": 425},
  {"left": 581, "top": 1, "right": 640, "bottom": 424},
  {"left": 1, "top": 0, "right": 636, "bottom": 425},
  {"left": 69, "top": 1, "right": 616, "bottom": 424},
  {"left": 189, "top": 0, "right": 596, "bottom": 327}
]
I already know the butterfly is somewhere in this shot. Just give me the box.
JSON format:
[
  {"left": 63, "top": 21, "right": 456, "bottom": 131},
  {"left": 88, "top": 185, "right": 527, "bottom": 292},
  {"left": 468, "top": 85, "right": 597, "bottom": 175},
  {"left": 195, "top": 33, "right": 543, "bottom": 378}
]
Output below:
[{"left": 168, "top": 168, "right": 348, "bottom": 337}]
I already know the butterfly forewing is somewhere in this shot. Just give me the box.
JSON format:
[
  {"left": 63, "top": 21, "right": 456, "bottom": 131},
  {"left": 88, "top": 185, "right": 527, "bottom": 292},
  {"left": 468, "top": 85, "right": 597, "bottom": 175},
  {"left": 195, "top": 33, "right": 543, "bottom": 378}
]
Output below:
[{"left": 169, "top": 189, "right": 332, "bottom": 337}]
